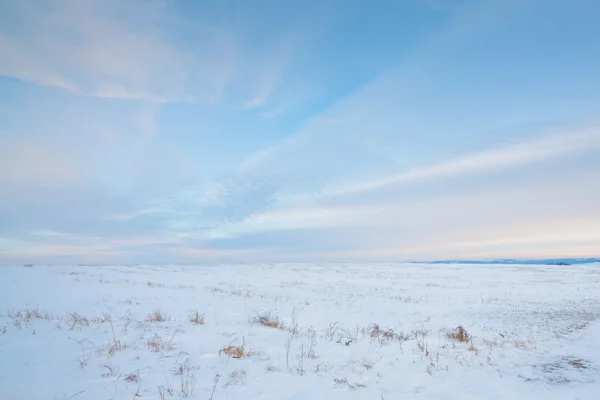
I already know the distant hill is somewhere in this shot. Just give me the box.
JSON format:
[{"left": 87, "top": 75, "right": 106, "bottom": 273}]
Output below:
[{"left": 420, "top": 258, "right": 600, "bottom": 265}]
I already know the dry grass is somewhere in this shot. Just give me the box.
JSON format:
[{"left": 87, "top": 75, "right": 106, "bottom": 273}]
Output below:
[
  {"left": 9, "top": 308, "right": 57, "bottom": 329},
  {"left": 513, "top": 339, "right": 529, "bottom": 349},
  {"left": 265, "top": 364, "right": 279, "bottom": 372},
  {"left": 107, "top": 341, "right": 128, "bottom": 356},
  {"left": 25, "top": 309, "right": 44, "bottom": 320},
  {"left": 147, "top": 281, "right": 165, "bottom": 288},
  {"left": 362, "top": 357, "right": 381, "bottom": 370},
  {"left": 67, "top": 313, "right": 90, "bottom": 330},
  {"left": 543, "top": 357, "right": 590, "bottom": 374},
  {"left": 251, "top": 312, "right": 285, "bottom": 329},
  {"left": 219, "top": 338, "right": 254, "bottom": 359},
  {"left": 125, "top": 370, "right": 140, "bottom": 383},
  {"left": 77, "top": 353, "right": 90, "bottom": 369},
  {"left": 189, "top": 310, "right": 205, "bottom": 325},
  {"left": 314, "top": 363, "right": 333, "bottom": 373},
  {"left": 333, "top": 377, "right": 366, "bottom": 390},
  {"left": 157, "top": 385, "right": 174, "bottom": 400},
  {"left": 368, "top": 324, "right": 397, "bottom": 344},
  {"left": 416, "top": 331, "right": 428, "bottom": 355},
  {"left": 391, "top": 295, "right": 419, "bottom": 303},
  {"left": 224, "top": 369, "right": 247, "bottom": 388},
  {"left": 567, "top": 358, "right": 588, "bottom": 369},
  {"left": 175, "top": 284, "right": 195, "bottom": 289},
  {"left": 8, "top": 307, "right": 110, "bottom": 333},
  {"left": 209, "top": 374, "right": 220, "bottom": 400},
  {"left": 446, "top": 326, "right": 471, "bottom": 343},
  {"left": 9, "top": 308, "right": 54, "bottom": 322},
  {"left": 145, "top": 309, "right": 168, "bottom": 322},
  {"left": 367, "top": 324, "right": 415, "bottom": 346},
  {"left": 219, "top": 345, "right": 246, "bottom": 358},
  {"left": 146, "top": 333, "right": 174, "bottom": 353},
  {"left": 482, "top": 336, "right": 505, "bottom": 348},
  {"left": 175, "top": 359, "right": 198, "bottom": 397},
  {"left": 325, "top": 322, "right": 342, "bottom": 342},
  {"left": 107, "top": 318, "right": 127, "bottom": 356},
  {"left": 92, "top": 313, "right": 112, "bottom": 324},
  {"left": 426, "top": 360, "right": 448, "bottom": 375},
  {"left": 211, "top": 287, "right": 253, "bottom": 298},
  {"left": 101, "top": 363, "right": 119, "bottom": 377}
]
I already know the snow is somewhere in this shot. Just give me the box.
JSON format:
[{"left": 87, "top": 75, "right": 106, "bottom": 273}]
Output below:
[{"left": 1, "top": 263, "right": 599, "bottom": 399}]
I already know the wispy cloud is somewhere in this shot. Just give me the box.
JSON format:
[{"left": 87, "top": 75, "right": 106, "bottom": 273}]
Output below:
[
  {"left": 241, "top": 34, "right": 299, "bottom": 109},
  {"left": 0, "top": 0, "right": 238, "bottom": 103},
  {"left": 0, "top": 34, "right": 77, "bottom": 91},
  {"left": 325, "top": 126, "right": 600, "bottom": 197},
  {"left": 196, "top": 148, "right": 600, "bottom": 259},
  {"left": 1, "top": 0, "right": 599, "bottom": 263}
]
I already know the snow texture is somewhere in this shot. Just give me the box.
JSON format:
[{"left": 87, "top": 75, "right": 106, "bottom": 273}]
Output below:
[{"left": 1, "top": 263, "right": 599, "bottom": 399}]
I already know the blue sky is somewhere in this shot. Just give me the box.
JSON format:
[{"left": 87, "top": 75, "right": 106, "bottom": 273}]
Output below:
[{"left": 1, "top": 0, "right": 599, "bottom": 264}]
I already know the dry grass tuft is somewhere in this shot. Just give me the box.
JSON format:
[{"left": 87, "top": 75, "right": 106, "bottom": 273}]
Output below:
[
  {"left": 220, "top": 345, "right": 246, "bottom": 359},
  {"left": 567, "top": 358, "right": 588, "bottom": 369},
  {"left": 92, "top": 313, "right": 112, "bottom": 324},
  {"left": 446, "top": 326, "right": 471, "bottom": 343},
  {"left": 333, "top": 377, "right": 366, "bottom": 390},
  {"left": 368, "top": 324, "right": 398, "bottom": 344},
  {"left": 190, "top": 310, "right": 205, "bottom": 325},
  {"left": 157, "top": 385, "right": 174, "bottom": 400},
  {"left": 265, "top": 364, "right": 279, "bottom": 372},
  {"left": 176, "top": 284, "right": 195, "bottom": 289},
  {"left": 362, "top": 357, "right": 379, "bottom": 370},
  {"left": 25, "top": 309, "right": 43, "bottom": 320},
  {"left": 173, "top": 359, "right": 199, "bottom": 397},
  {"left": 10, "top": 308, "right": 55, "bottom": 323},
  {"left": 102, "top": 363, "right": 119, "bottom": 377},
  {"left": 107, "top": 341, "right": 128, "bottom": 356},
  {"left": 219, "top": 338, "right": 254, "bottom": 359},
  {"left": 224, "top": 369, "right": 247, "bottom": 388},
  {"left": 543, "top": 357, "right": 590, "bottom": 374},
  {"left": 251, "top": 312, "right": 285, "bottom": 329},
  {"left": 77, "top": 353, "right": 90, "bottom": 369},
  {"left": 416, "top": 331, "right": 428, "bottom": 355},
  {"left": 125, "top": 370, "right": 140, "bottom": 383},
  {"left": 8, "top": 308, "right": 59, "bottom": 330},
  {"left": 146, "top": 333, "right": 174, "bottom": 353},
  {"left": 106, "top": 318, "right": 128, "bottom": 356},
  {"left": 482, "top": 336, "right": 505, "bottom": 348},
  {"left": 211, "top": 287, "right": 253, "bottom": 298},
  {"left": 147, "top": 281, "right": 165, "bottom": 288},
  {"left": 513, "top": 339, "right": 529, "bottom": 349},
  {"left": 67, "top": 313, "right": 90, "bottom": 330},
  {"left": 145, "top": 309, "right": 168, "bottom": 322}
]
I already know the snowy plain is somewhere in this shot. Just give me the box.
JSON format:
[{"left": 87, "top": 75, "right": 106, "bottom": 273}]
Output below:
[{"left": 1, "top": 263, "right": 599, "bottom": 400}]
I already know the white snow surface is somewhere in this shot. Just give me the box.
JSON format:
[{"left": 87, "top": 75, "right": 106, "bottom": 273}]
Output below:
[{"left": 1, "top": 263, "right": 599, "bottom": 399}]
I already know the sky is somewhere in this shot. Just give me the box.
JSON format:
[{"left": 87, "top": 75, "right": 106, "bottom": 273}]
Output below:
[{"left": 1, "top": 0, "right": 599, "bottom": 264}]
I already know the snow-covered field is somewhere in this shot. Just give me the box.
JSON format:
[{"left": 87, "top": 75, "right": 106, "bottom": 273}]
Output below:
[{"left": 1, "top": 263, "right": 599, "bottom": 399}]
